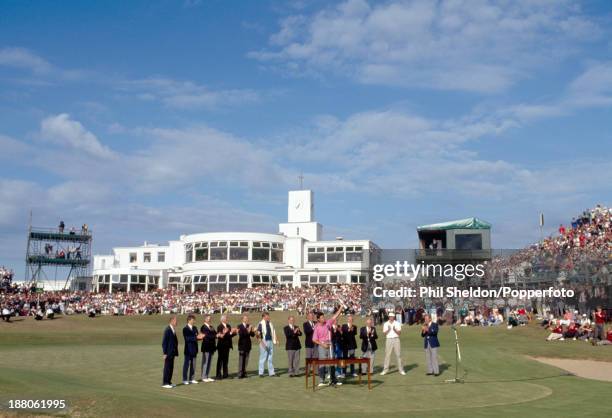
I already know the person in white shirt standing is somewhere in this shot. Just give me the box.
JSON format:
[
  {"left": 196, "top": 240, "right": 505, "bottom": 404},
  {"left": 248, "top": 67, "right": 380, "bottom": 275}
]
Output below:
[{"left": 381, "top": 312, "right": 405, "bottom": 375}]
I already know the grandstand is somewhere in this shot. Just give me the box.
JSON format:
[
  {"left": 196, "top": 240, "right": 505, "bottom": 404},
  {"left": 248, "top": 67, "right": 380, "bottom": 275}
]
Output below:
[
  {"left": 2, "top": 205, "right": 609, "bottom": 319},
  {"left": 24, "top": 222, "right": 93, "bottom": 291}
]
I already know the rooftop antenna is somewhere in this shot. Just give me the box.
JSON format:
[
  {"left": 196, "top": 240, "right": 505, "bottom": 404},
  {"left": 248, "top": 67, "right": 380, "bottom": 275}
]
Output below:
[{"left": 298, "top": 172, "right": 304, "bottom": 190}]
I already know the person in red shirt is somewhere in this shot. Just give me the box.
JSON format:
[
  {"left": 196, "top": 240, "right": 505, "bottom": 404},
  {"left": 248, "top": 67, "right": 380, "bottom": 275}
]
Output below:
[
  {"left": 547, "top": 322, "right": 564, "bottom": 341},
  {"left": 558, "top": 224, "right": 566, "bottom": 235},
  {"left": 593, "top": 307, "right": 606, "bottom": 341},
  {"left": 593, "top": 329, "right": 612, "bottom": 346},
  {"left": 564, "top": 323, "right": 578, "bottom": 340}
]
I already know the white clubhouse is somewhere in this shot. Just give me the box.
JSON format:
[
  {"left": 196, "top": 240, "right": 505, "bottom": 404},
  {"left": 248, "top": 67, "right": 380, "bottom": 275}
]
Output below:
[{"left": 93, "top": 190, "right": 377, "bottom": 292}]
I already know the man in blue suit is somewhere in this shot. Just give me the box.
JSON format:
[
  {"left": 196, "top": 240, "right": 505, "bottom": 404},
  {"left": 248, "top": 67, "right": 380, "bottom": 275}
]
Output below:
[
  {"left": 183, "top": 314, "right": 203, "bottom": 385},
  {"left": 421, "top": 314, "right": 440, "bottom": 376},
  {"left": 162, "top": 316, "right": 178, "bottom": 388}
]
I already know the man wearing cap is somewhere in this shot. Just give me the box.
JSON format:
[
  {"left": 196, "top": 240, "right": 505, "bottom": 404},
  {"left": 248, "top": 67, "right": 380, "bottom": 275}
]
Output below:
[{"left": 381, "top": 311, "right": 405, "bottom": 376}]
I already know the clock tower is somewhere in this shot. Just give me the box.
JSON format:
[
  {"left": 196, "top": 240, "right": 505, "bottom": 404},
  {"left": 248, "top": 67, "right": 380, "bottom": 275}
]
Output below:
[
  {"left": 288, "top": 190, "right": 314, "bottom": 222},
  {"left": 279, "top": 190, "right": 322, "bottom": 242}
]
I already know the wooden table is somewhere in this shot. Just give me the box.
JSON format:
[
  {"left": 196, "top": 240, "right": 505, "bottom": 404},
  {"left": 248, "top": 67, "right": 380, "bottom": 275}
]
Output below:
[{"left": 305, "top": 358, "right": 371, "bottom": 391}]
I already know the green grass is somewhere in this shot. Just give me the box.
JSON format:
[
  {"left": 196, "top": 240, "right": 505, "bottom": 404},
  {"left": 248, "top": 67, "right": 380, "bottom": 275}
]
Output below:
[{"left": 0, "top": 313, "right": 611, "bottom": 418}]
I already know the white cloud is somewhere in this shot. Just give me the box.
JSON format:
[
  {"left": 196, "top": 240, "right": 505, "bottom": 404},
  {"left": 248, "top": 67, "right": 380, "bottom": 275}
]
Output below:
[
  {"left": 128, "top": 125, "right": 287, "bottom": 191},
  {"left": 40, "top": 113, "right": 115, "bottom": 159},
  {"left": 0, "top": 47, "right": 87, "bottom": 81},
  {"left": 119, "top": 77, "right": 260, "bottom": 110},
  {"left": 0, "top": 134, "right": 30, "bottom": 159},
  {"left": 0, "top": 47, "right": 52, "bottom": 73},
  {"left": 567, "top": 61, "right": 612, "bottom": 107},
  {"left": 251, "top": 0, "right": 604, "bottom": 92},
  {"left": 499, "top": 61, "right": 612, "bottom": 121}
]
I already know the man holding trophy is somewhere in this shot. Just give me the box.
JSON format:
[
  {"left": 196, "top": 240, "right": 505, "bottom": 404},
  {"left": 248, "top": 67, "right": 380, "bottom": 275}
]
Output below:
[{"left": 312, "top": 303, "right": 344, "bottom": 387}]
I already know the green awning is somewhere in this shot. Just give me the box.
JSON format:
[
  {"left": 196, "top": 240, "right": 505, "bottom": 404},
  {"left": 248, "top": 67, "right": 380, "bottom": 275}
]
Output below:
[{"left": 417, "top": 217, "right": 491, "bottom": 231}]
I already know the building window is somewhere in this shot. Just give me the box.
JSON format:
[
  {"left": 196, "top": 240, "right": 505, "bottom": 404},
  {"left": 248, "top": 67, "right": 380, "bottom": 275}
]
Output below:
[
  {"left": 195, "top": 242, "right": 209, "bottom": 261},
  {"left": 208, "top": 275, "right": 227, "bottom": 284},
  {"left": 252, "top": 275, "right": 271, "bottom": 285},
  {"left": 455, "top": 234, "right": 483, "bottom": 250},
  {"left": 308, "top": 275, "right": 328, "bottom": 284},
  {"left": 271, "top": 242, "right": 283, "bottom": 262},
  {"left": 346, "top": 246, "right": 363, "bottom": 261},
  {"left": 350, "top": 274, "right": 366, "bottom": 284},
  {"left": 194, "top": 275, "right": 207, "bottom": 284},
  {"left": 157, "top": 252, "right": 165, "bottom": 262},
  {"left": 252, "top": 242, "right": 270, "bottom": 261},
  {"left": 129, "top": 252, "right": 137, "bottom": 263},
  {"left": 307, "top": 247, "right": 325, "bottom": 262},
  {"left": 326, "top": 247, "right": 344, "bottom": 262},
  {"left": 185, "top": 244, "right": 193, "bottom": 263},
  {"left": 229, "top": 241, "right": 249, "bottom": 260},
  {"left": 210, "top": 242, "right": 228, "bottom": 260},
  {"left": 143, "top": 252, "right": 151, "bottom": 263}
]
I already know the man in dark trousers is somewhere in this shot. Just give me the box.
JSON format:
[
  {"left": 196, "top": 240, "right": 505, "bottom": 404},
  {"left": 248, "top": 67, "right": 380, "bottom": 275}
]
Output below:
[
  {"left": 303, "top": 311, "right": 317, "bottom": 361},
  {"left": 200, "top": 314, "right": 216, "bottom": 382},
  {"left": 237, "top": 314, "right": 255, "bottom": 378},
  {"left": 341, "top": 314, "right": 358, "bottom": 377},
  {"left": 216, "top": 314, "right": 236, "bottom": 380},
  {"left": 421, "top": 314, "right": 440, "bottom": 376},
  {"left": 162, "top": 316, "right": 179, "bottom": 388},
  {"left": 284, "top": 315, "right": 302, "bottom": 377},
  {"left": 183, "top": 314, "right": 202, "bottom": 385},
  {"left": 359, "top": 317, "right": 378, "bottom": 375}
]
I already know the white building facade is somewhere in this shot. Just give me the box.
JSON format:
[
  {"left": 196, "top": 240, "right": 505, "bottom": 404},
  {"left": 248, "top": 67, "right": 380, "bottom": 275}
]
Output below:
[{"left": 92, "top": 190, "right": 376, "bottom": 292}]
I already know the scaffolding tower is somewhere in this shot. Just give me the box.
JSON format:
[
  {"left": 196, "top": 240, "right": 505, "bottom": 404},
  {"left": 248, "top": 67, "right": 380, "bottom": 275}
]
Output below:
[{"left": 25, "top": 224, "right": 92, "bottom": 290}]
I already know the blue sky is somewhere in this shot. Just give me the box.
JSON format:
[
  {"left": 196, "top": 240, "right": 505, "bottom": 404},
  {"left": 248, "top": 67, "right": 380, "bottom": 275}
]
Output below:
[{"left": 1, "top": 0, "right": 611, "bottom": 275}]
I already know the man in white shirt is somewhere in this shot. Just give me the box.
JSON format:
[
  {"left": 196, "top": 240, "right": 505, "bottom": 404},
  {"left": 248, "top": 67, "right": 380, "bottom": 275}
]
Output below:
[{"left": 381, "top": 312, "right": 405, "bottom": 375}]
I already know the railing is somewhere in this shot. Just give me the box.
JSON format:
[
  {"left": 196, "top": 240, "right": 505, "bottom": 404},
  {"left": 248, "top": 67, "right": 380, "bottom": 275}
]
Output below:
[
  {"left": 27, "top": 255, "right": 90, "bottom": 266},
  {"left": 415, "top": 249, "right": 493, "bottom": 260},
  {"left": 29, "top": 226, "right": 92, "bottom": 242}
]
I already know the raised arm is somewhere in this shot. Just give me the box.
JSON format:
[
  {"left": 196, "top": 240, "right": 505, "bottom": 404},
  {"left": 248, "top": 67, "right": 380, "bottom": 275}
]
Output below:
[{"left": 332, "top": 306, "right": 343, "bottom": 321}]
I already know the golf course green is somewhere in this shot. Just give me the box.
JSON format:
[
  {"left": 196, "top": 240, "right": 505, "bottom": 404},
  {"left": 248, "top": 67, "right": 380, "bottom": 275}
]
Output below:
[{"left": 1, "top": 313, "right": 610, "bottom": 418}]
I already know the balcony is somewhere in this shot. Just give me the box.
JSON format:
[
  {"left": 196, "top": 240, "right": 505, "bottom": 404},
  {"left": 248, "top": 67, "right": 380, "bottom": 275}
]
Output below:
[
  {"left": 30, "top": 227, "right": 92, "bottom": 243},
  {"left": 415, "top": 249, "right": 492, "bottom": 262}
]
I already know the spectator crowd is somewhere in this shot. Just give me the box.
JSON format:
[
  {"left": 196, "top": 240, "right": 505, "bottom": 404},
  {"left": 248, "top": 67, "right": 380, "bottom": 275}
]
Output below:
[
  {"left": 0, "top": 285, "right": 363, "bottom": 320},
  {"left": 1, "top": 266, "right": 14, "bottom": 292}
]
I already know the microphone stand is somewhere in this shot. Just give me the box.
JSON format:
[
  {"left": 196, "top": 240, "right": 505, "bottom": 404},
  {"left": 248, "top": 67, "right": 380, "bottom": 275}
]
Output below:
[{"left": 445, "top": 325, "right": 465, "bottom": 384}]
